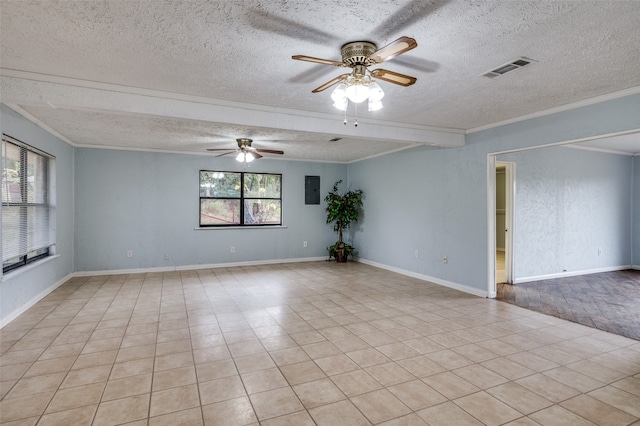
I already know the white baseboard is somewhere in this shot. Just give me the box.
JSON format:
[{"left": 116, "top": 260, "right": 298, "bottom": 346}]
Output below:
[
  {"left": 0, "top": 273, "right": 73, "bottom": 329},
  {"left": 72, "top": 256, "right": 328, "bottom": 277},
  {"left": 632, "top": 265, "right": 640, "bottom": 270},
  {"left": 356, "top": 258, "right": 489, "bottom": 298},
  {"left": 514, "top": 265, "right": 632, "bottom": 284}
]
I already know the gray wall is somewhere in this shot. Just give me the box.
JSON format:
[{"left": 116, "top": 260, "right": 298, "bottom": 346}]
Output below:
[
  {"left": 74, "top": 148, "right": 346, "bottom": 272},
  {"left": 0, "top": 105, "right": 75, "bottom": 326},
  {"left": 498, "top": 146, "right": 632, "bottom": 280},
  {"left": 634, "top": 156, "right": 640, "bottom": 267}
]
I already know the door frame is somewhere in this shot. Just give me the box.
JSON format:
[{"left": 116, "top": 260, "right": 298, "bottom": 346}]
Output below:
[{"left": 497, "top": 161, "right": 515, "bottom": 284}]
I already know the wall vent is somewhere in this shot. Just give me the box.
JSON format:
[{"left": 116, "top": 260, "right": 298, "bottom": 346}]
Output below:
[{"left": 481, "top": 57, "right": 535, "bottom": 78}]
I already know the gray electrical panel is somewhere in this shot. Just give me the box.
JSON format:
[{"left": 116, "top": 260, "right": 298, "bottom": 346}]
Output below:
[{"left": 305, "top": 176, "right": 320, "bottom": 204}]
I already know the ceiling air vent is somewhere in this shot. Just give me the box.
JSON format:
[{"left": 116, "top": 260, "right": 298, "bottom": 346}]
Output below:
[
  {"left": 481, "top": 57, "right": 535, "bottom": 78},
  {"left": 329, "top": 137, "right": 342, "bottom": 142}
]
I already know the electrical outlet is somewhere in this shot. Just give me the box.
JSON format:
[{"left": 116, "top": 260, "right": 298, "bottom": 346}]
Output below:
[
  {"left": 598, "top": 248, "right": 602, "bottom": 256},
  {"left": 164, "top": 254, "right": 169, "bottom": 260},
  {"left": 127, "top": 250, "right": 133, "bottom": 258},
  {"left": 442, "top": 255, "right": 448, "bottom": 264},
  {"left": 230, "top": 246, "right": 236, "bottom": 253},
  {"left": 303, "top": 241, "right": 308, "bottom": 248},
  {"left": 414, "top": 249, "right": 419, "bottom": 258}
]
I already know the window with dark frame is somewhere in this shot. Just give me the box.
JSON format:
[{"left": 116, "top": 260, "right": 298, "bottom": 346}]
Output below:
[
  {"left": 199, "top": 171, "right": 282, "bottom": 227},
  {"left": 2, "top": 135, "right": 54, "bottom": 273}
]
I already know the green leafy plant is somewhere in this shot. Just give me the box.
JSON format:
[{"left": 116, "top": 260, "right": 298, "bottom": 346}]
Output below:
[{"left": 325, "top": 180, "right": 364, "bottom": 261}]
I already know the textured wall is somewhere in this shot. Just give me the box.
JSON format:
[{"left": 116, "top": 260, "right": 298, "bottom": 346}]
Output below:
[
  {"left": 499, "top": 147, "right": 632, "bottom": 279},
  {"left": 348, "top": 93, "right": 640, "bottom": 293},
  {"left": 0, "top": 105, "right": 75, "bottom": 325},
  {"left": 74, "top": 148, "right": 346, "bottom": 272}
]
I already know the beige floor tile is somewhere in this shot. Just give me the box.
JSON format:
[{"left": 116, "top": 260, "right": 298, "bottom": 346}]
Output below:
[
  {"left": 365, "top": 362, "right": 416, "bottom": 387},
  {"left": 38, "top": 342, "right": 84, "bottom": 360},
  {"left": 387, "top": 379, "right": 447, "bottom": 411},
  {"left": 149, "top": 407, "right": 203, "bottom": 426},
  {"left": 611, "top": 376, "right": 640, "bottom": 397},
  {"left": 417, "top": 401, "right": 484, "bottom": 425},
  {"left": 269, "top": 347, "right": 311, "bottom": 366},
  {"left": 249, "top": 386, "right": 305, "bottom": 421},
  {"left": 199, "top": 375, "right": 246, "bottom": 405},
  {"left": 193, "top": 345, "right": 231, "bottom": 364},
  {"left": 541, "top": 366, "right": 605, "bottom": 393},
  {"left": 351, "top": 388, "right": 412, "bottom": 424},
  {"left": 346, "top": 348, "right": 390, "bottom": 368},
  {"left": 60, "top": 364, "right": 111, "bottom": 388},
  {"left": 480, "top": 357, "right": 536, "bottom": 380},
  {"left": 152, "top": 365, "right": 197, "bottom": 391},
  {"left": 375, "top": 342, "right": 420, "bottom": 361},
  {"left": 308, "top": 399, "right": 371, "bottom": 426},
  {"left": 567, "top": 359, "right": 628, "bottom": 383},
  {"left": 4, "top": 372, "right": 66, "bottom": 399},
  {"left": 588, "top": 385, "right": 640, "bottom": 417},
  {"left": 260, "top": 410, "right": 316, "bottom": 426},
  {"left": 111, "top": 357, "right": 154, "bottom": 379},
  {"left": 506, "top": 351, "right": 560, "bottom": 372},
  {"left": 528, "top": 404, "right": 597, "bottom": 425},
  {"left": 150, "top": 383, "right": 200, "bottom": 417},
  {"left": 234, "top": 352, "right": 276, "bottom": 373},
  {"left": 486, "top": 381, "right": 553, "bottom": 414},
  {"left": 102, "top": 373, "right": 152, "bottom": 401},
  {"left": 452, "top": 364, "right": 509, "bottom": 388},
  {"left": 196, "top": 358, "right": 238, "bottom": 382},
  {"left": 241, "top": 367, "right": 288, "bottom": 394},
  {"left": 37, "top": 404, "right": 97, "bottom": 426},
  {"left": 314, "top": 353, "right": 360, "bottom": 376},
  {"left": 301, "top": 341, "right": 341, "bottom": 359},
  {"left": 45, "top": 382, "right": 105, "bottom": 413},
  {"left": 378, "top": 412, "right": 429, "bottom": 425},
  {"left": 561, "top": 394, "right": 638, "bottom": 425},
  {"left": 72, "top": 350, "right": 117, "bottom": 370},
  {"left": 23, "top": 355, "right": 76, "bottom": 377},
  {"left": 0, "top": 361, "right": 31, "bottom": 382},
  {"left": 115, "top": 344, "right": 156, "bottom": 363},
  {"left": 421, "top": 371, "right": 480, "bottom": 399},
  {"left": 292, "top": 378, "right": 346, "bottom": 409},
  {"left": 280, "top": 360, "right": 327, "bottom": 385},
  {"left": 93, "top": 393, "right": 150, "bottom": 426},
  {"left": 330, "top": 369, "right": 383, "bottom": 397},
  {"left": 454, "top": 391, "right": 523, "bottom": 425},
  {"left": 516, "top": 373, "right": 582, "bottom": 403},
  {"left": 156, "top": 338, "right": 192, "bottom": 356},
  {"left": 153, "top": 351, "right": 193, "bottom": 372},
  {"left": 396, "top": 355, "right": 447, "bottom": 378},
  {"left": 0, "top": 391, "right": 55, "bottom": 422},
  {"left": 425, "top": 349, "right": 474, "bottom": 370}
]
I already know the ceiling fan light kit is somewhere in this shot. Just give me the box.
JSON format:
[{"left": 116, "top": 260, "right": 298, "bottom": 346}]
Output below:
[
  {"left": 292, "top": 36, "right": 418, "bottom": 125},
  {"left": 206, "top": 138, "right": 284, "bottom": 163}
]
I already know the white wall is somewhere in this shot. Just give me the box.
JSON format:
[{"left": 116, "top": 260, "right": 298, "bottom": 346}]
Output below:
[
  {"left": 74, "top": 148, "right": 347, "bottom": 272},
  {"left": 0, "top": 105, "right": 75, "bottom": 326},
  {"left": 498, "top": 146, "right": 632, "bottom": 280},
  {"left": 634, "top": 156, "right": 640, "bottom": 267}
]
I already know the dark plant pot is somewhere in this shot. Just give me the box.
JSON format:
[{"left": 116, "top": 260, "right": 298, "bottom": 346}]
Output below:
[{"left": 335, "top": 251, "right": 348, "bottom": 263}]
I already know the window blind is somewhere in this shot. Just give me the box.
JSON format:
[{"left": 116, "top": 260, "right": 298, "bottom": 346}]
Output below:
[{"left": 2, "top": 135, "right": 53, "bottom": 268}]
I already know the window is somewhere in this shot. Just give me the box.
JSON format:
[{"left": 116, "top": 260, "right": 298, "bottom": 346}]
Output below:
[
  {"left": 2, "top": 135, "right": 54, "bottom": 273},
  {"left": 199, "top": 171, "right": 282, "bottom": 227}
]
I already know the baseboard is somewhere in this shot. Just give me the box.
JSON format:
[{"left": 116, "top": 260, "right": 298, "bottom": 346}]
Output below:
[
  {"left": 356, "top": 258, "right": 489, "bottom": 298},
  {"left": 514, "top": 265, "right": 632, "bottom": 284},
  {"left": 632, "top": 265, "right": 640, "bottom": 270},
  {"left": 0, "top": 273, "right": 73, "bottom": 329},
  {"left": 72, "top": 256, "right": 328, "bottom": 277}
]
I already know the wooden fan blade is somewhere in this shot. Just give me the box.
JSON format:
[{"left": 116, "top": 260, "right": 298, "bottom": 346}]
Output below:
[
  {"left": 251, "top": 152, "right": 263, "bottom": 159},
  {"left": 369, "top": 36, "right": 417, "bottom": 63},
  {"left": 292, "top": 55, "right": 344, "bottom": 67},
  {"left": 312, "top": 73, "right": 350, "bottom": 93},
  {"left": 207, "top": 148, "right": 234, "bottom": 151},
  {"left": 214, "top": 151, "right": 236, "bottom": 157},
  {"left": 255, "top": 149, "right": 284, "bottom": 155},
  {"left": 371, "top": 69, "right": 417, "bottom": 86}
]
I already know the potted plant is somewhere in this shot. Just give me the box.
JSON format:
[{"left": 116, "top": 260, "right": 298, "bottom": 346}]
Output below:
[{"left": 325, "top": 180, "right": 364, "bottom": 262}]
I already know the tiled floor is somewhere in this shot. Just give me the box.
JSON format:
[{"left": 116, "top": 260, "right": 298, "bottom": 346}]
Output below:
[
  {"left": 497, "top": 270, "right": 640, "bottom": 341},
  {"left": 1, "top": 262, "right": 639, "bottom": 425}
]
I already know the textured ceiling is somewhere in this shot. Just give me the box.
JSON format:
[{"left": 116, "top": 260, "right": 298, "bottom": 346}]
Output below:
[{"left": 1, "top": 0, "right": 640, "bottom": 161}]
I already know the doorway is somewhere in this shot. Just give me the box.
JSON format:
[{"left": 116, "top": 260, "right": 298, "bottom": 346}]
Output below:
[{"left": 495, "top": 162, "right": 514, "bottom": 285}]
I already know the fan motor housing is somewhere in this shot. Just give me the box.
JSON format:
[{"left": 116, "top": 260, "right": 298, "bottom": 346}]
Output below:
[{"left": 341, "top": 41, "right": 377, "bottom": 66}]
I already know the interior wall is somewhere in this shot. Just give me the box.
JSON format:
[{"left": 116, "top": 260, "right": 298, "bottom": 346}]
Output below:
[
  {"left": 0, "top": 105, "right": 75, "bottom": 326},
  {"left": 74, "top": 147, "right": 346, "bottom": 272},
  {"left": 495, "top": 168, "right": 506, "bottom": 251},
  {"left": 498, "top": 146, "right": 632, "bottom": 280},
  {"left": 348, "top": 93, "right": 640, "bottom": 294}
]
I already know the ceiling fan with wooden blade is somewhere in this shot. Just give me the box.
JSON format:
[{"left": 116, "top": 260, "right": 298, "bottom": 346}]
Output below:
[
  {"left": 206, "top": 138, "right": 283, "bottom": 161},
  {"left": 292, "top": 36, "right": 418, "bottom": 94}
]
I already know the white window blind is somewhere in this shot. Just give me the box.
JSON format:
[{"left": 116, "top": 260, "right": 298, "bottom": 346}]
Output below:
[{"left": 2, "top": 135, "right": 54, "bottom": 271}]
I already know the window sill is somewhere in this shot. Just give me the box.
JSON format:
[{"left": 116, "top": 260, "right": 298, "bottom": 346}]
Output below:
[
  {"left": 1, "top": 255, "right": 61, "bottom": 282},
  {"left": 194, "top": 226, "right": 288, "bottom": 230}
]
